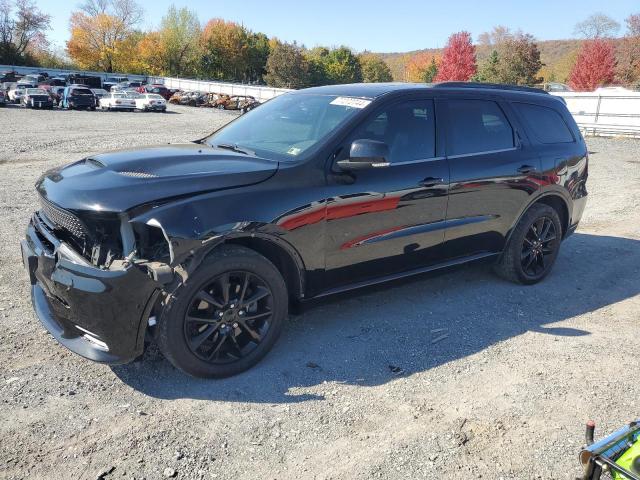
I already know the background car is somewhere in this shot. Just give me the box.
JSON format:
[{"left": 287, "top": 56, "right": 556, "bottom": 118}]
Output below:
[
  {"left": 134, "top": 93, "right": 167, "bottom": 112},
  {"left": 90, "top": 88, "right": 110, "bottom": 105},
  {"left": 99, "top": 92, "right": 136, "bottom": 111},
  {"left": 22, "top": 88, "right": 54, "bottom": 109},
  {"left": 137, "top": 84, "right": 171, "bottom": 100},
  {"left": 0, "top": 90, "right": 6, "bottom": 107},
  {"left": 168, "top": 91, "right": 183, "bottom": 104},
  {"left": 8, "top": 84, "right": 31, "bottom": 103},
  {"left": 60, "top": 85, "right": 96, "bottom": 110}
]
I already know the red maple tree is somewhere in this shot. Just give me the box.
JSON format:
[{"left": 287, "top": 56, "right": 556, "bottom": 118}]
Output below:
[
  {"left": 569, "top": 39, "right": 616, "bottom": 91},
  {"left": 434, "top": 31, "right": 477, "bottom": 82}
]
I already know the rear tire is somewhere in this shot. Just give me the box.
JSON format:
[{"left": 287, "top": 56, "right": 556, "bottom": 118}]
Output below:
[
  {"left": 155, "top": 245, "right": 288, "bottom": 378},
  {"left": 494, "top": 203, "right": 562, "bottom": 285}
]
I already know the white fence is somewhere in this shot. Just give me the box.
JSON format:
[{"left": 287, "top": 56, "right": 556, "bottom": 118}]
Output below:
[
  {"left": 147, "top": 76, "right": 291, "bottom": 101},
  {"left": 552, "top": 91, "right": 640, "bottom": 138}
]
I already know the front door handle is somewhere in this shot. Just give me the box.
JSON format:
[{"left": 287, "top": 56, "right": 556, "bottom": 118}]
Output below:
[
  {"left": 517, "top": 165, "right": 537, "bottom": 174},
  {"left": 419, "top": 177, "right": 445, "bottom": 188}
]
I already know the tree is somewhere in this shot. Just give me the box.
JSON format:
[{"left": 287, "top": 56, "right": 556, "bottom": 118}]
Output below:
[
  {"left": 494, "top": 32, "right": 542, "bottom": 85},
  {"left": 323, "top": 46, "right": 362, "bottom": 84},
  {"left": 574, "top": 13, "right": 620, "bottom": 39},
  {"left": 359, "top": 52, "right": 392, "bottom": 83},
  {"left": 405, "top": 51, "right": 439, "bottom": 82},
  {"left": 434, "top": 31, "right": 476, "bottom": 82},
  {"left": 476, "top": 28, "right": 542, "bottom": 85},
  {"left": 66, "top": 0, "right": 143, "bottom": 72},
  {"left": 569, "top": 38, "right": 616, "bottom": 91},
  {"left": 200, "top": 19, "right": 249, "bottom": 81},
  {"left": 0, "top": 0, "right": 51, "bottom": 65},
  {"left": 475, "top": 49, "right": 499, "bottom": 82},
  {"left": 264, "top": 40, "right": 309, "bottom": 88},
  {"left": 245, "top": 31, "right": 270, "bottom": 83},
  {"left": 617, "top": 14, "right": 640, "bottom": 85},
  {"left": 303, "top": 46, "right": 362, "bottom": 85},
  {"left": 157, "top": 5, "right": 201, "bottom": 77}
]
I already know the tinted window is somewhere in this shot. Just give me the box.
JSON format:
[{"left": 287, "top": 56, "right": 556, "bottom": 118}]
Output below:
[
  {"left": 446, "top": 99, "right": 514, "bottom": 156},
  {"left": 349, "top": 99, "right": 436, "bottom": 163},
  {"left": 514, "top": 102, "right": 574, "bottom": 144}
]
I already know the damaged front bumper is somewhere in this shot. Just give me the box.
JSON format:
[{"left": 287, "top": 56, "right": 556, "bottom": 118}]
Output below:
[{"left": 21, "top": 213, "right": 160, "bottom": 364}]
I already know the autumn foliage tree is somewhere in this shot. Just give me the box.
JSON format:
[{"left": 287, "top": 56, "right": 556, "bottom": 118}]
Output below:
[
  {"left": 405, "top": 52, "right": 439, "bottom": 82},
  {"left": 358, "top": 53, "right": 393, "bottom": 83},
  {"left": 569, "top": 38, "right": 616, "bottom": 91},
  {"left": 434, "top": 31, "right": 476, "bottom": 82},
  {"left": 616, "top": 14, "right": 640, "bottom": 85},
  {"left": 67, "top": 0, "right": 143, "bottom": 72},
  {"left": 0, "top": 0, "right": 51, "bottom": 65},
  {"left": 264, "top": 40, "right": 310, "bottom": 88}
]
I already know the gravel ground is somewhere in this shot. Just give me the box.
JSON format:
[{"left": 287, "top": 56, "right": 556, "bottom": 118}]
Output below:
[{"left": 0, "top": 103, "right": 639, "bottom": 480}]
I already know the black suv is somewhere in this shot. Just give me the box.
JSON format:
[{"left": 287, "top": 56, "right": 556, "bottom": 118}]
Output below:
[{"left": 21, "top": 82, "right": 588, "bottom": 378}]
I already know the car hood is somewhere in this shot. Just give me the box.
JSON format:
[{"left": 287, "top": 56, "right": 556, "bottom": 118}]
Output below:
[{"left": 36, "top": 143, "right": 279, "bottom": 213}]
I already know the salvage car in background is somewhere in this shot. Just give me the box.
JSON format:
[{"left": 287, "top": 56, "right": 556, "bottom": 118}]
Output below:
[
  {"left": 90, "top": 88, "right": 109, "bottom": 105},
  {"left": 216, "top": 95, "right": 256, "bottom": 110},
  {"left": 60, "top": 85, "right": 96, "bottom": 110},
  {"left": 134, "top": 93, "right": 167, "bottom": 112},
  {"left": 8, "top": 84, "right": 30, "bottom": 103},
  {"left": 137, "top": 84, "right": 172, "bottom": 100},
  {"left": 99, "top": 92, "right": 136, "bottom": 111},
  {"left": 22, "top": 88, "right": 54, "bottom": 109},
  {"left": 0, "top": 90, "right": 6, "bottom": 106}
]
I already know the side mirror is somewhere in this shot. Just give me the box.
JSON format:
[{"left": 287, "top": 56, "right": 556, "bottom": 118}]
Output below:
[{"left": 336, "top": 139, "right": 390, "bottom": 171}]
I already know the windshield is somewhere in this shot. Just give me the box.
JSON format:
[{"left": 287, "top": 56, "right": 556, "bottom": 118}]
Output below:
[
  {"left": 148, "top": 94, "right": 164, "bottom": 100},
  {"left": 204, "top": 94, "right": 370, "bottom": 161},
  {"left": 71, "top": 88, "right": 92, "bottom": 95},
  {"left": 26, "top": 89, "right": 46, "bottom": 95}
]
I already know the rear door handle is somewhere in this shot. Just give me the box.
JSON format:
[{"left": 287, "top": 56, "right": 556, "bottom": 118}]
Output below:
[
  {"left": 517, "top": 165, "right": 537, "bottom": 174},
  {"left": 419, "top": 177, "right": 445, "bottom": 188}
]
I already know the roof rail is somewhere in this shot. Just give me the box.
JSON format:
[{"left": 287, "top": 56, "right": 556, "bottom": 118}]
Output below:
[{"left": 432, "top": 82, "right": 548, "bottom": 95}]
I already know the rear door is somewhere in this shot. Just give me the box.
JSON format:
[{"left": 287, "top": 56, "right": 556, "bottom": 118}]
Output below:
[{"left": 441, "top": 96, "right": 542, "bottom": 259}]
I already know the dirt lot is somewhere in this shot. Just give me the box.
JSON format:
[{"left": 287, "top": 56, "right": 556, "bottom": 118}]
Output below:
[{"left": 0, "top": 103, "right": 639, "bottom": 480}]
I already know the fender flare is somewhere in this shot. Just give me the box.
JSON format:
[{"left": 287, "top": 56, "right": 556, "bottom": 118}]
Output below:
[{"left": 503, "top": 190, "right": 571, "bottom": 248}]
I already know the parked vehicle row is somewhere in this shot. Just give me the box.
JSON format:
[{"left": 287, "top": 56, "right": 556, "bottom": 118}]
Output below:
[
  {"left": 168, "top": 90, "right": 260, "bottom": 113},
  {"left": 1, "top": 82, "right": 167, "bottom": 112}
]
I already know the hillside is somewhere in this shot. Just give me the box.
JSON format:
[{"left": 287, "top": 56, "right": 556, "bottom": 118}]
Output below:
[{"left": 378, "top": 38, "right": 589, "bottom": 82}]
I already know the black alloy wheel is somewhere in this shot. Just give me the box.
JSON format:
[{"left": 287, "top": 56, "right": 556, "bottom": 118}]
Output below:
[
  {"left": 155, "top": 245, "right": 287, "bottom": 378},
  {"left": 494, "top": 203, "right": 562, "bottom": 284},
  {"left": 184, "top": 271, "right": 274, "bottom": 364},
  {"left": 520, "top": 216, "right": 557, "bottom": 278}
]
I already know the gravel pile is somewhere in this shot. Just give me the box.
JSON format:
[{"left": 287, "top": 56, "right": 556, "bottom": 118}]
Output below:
[{"left": 0, "top": 104, "right": 639, "bottom": 479}]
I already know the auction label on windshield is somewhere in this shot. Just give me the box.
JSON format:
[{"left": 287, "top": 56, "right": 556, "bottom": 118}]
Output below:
[{"left": 330, "top": 97, "right": 371, "bottom": 109}]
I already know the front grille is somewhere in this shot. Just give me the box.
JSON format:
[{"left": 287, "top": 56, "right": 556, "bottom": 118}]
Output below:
[{"left": 39, "top": 197, "right": 88, "bottom": 239}]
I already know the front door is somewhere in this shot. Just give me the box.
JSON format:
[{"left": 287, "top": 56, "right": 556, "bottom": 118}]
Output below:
[{"left": 323, "top": 97, "right": 450, "bottom": 289}]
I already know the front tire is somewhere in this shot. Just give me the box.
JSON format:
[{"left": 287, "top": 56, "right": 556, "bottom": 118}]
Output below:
[
  {"left": 155, "top": 245, "right": 288, "bottom": 378},
  {"left": 494, "top": 203, "right": 562, "bottom": 285}
]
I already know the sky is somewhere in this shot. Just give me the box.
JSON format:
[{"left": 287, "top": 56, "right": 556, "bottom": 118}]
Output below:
[{"left": 39, "top": 0, "right": 638, "bottom": 53}]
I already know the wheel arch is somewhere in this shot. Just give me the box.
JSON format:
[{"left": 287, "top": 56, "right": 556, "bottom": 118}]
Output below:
[
  {"left": 214, "top": 233, "right": 306, "bottom": 302},
  {"left": 505, "top": 192, "right": 571, "bottom": 248}
]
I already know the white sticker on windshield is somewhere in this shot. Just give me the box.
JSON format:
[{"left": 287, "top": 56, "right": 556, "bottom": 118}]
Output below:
[{"left": 330, "top": 97, "right": 371, "bottom": 109}]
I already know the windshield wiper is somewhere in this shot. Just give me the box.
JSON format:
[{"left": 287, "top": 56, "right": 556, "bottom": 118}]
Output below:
[{"left": 215, "top": 143, "right": 255, "bottom": 156}]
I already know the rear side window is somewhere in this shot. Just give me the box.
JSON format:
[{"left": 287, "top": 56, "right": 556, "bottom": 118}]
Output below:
[
  {"left": 446, "top": 99, "right": 514, "bottom": 156},
  {"left": 514, "top": 102, "right": 574, "bottom": 144}
]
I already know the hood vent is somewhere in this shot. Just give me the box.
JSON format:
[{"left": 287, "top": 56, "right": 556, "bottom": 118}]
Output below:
[
  {"left": 85, "top": 158, "right": 105, "bottom": 168},
  {"left": 118, "top": 170, "right": 159, "bottom": 178}
]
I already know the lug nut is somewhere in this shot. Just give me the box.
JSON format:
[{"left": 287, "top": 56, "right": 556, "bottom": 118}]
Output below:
[
  {"left": 233, "top": 322, "right": 238, "bottom": 328},
  {"left": 238, "top": 310, "right": 245, "bottom": 316},
  {"left": 230, "top": 303, "right": 236, "bottom": 309},
  {"left": 218, "top": 312, "right": 224, "bottom": 318}
]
